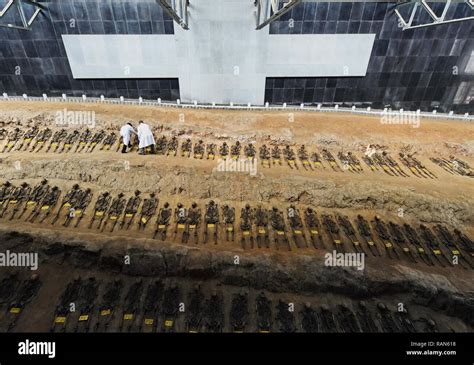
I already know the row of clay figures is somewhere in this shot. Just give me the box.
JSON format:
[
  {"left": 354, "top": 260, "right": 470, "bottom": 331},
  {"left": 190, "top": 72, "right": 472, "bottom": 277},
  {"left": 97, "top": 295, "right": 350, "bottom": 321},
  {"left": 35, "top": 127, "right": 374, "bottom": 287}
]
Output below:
[
  {"left": 1, "top": 180, "right": 472, "bottom": 269},
  {"left": 3, "top": 126, "right": 468, "bottom": 178},
  {"left": 44, "top": 276, "right": 442, "bottom": 333}
]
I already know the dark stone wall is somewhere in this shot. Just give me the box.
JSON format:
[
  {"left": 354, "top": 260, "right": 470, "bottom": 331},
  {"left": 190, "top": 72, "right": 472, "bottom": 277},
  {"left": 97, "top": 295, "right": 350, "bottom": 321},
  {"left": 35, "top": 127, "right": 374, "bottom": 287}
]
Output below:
[
  {"left": 0, "top": 0, "right": 179, "bottom": 100},
  {"left": 0, "top": 1, "right": 472, "bottom": 112},
  {"left": 265, "top": 1, "right": 474, "bottom": 112}
]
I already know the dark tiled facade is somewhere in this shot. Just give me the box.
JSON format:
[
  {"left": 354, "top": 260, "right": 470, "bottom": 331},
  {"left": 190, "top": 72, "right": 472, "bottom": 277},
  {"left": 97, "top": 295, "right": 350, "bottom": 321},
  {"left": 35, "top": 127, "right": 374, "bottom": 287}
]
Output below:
[
  {"left": 0, "top": 1, "right": 472, "bottom": 111},
  {"left": 266, "top": 1, "right": 474, "bottom": 112},
  {"left": 0, "top": 0, "right": 179, "bottom": 100}
]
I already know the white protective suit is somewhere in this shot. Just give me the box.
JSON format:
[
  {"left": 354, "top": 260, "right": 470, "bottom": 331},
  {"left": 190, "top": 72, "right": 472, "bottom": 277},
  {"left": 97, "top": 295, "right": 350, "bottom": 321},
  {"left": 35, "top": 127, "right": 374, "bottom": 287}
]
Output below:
[
  {"left": 120, "top": 124, "right": 136, "bottom": 146},
  {"left": 137, "top": 123, "right": 156, "bottom": 149}
]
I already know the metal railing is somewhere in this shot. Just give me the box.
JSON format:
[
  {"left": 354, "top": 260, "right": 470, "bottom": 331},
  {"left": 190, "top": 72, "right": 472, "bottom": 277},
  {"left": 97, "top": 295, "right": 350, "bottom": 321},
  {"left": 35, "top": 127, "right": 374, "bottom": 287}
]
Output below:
[{"left": 1, "top": 93, "right": 472, "bottom": 121}]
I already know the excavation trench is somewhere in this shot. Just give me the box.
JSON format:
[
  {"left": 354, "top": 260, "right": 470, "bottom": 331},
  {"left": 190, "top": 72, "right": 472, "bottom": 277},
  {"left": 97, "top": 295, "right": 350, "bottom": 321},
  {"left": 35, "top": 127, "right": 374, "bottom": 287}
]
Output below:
[
  {"left": 0, "top": 156, "right": 472, "bottom": 230},
  {"left": 0, "top": 103, "right": 473, "bottom": 332},
  {"left": 1, "top": 229, "right": 472, "bottom": 329}
]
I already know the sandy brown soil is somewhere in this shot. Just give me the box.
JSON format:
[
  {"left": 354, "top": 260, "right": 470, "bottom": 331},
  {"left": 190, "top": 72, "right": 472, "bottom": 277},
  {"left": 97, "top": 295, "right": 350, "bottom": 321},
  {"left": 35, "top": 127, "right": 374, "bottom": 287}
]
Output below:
[
  {"left": 0, "top": 103, "right": 472, "bottom": 279},
  {"left": 0, "top": 101, "right": 473, "bottom": 332},
  {"left": 2, "top": 101, "right": 474, "bottom": 148},
  {"left": 1, "top": 101, "right": 473, "bottom": 230}
]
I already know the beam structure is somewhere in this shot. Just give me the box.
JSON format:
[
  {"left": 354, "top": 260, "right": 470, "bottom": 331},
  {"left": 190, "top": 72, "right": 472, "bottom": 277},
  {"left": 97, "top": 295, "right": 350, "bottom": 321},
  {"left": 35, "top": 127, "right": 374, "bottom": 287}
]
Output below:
[
  {"left": 395, "top": 0, "right": 474, "bottom": 31},
  {"left": 255, "top": 0, "right": 300, "bottom": 30},
  {"left": 0, "top": 0, "right": 42, "bottom": 31},
  {"left": 157, "top": 0, "right": 190, "bottom": 30}
]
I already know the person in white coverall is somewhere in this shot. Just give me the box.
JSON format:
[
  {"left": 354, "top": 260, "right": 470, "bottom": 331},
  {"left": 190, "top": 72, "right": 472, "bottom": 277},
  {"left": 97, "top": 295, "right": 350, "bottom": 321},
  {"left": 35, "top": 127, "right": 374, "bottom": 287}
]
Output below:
[
  {"left": 120, "top": 122, "right": 136, "bottom": 153},
  {"left": 137, "top": 120, "right": 156, "bottom": 155}
]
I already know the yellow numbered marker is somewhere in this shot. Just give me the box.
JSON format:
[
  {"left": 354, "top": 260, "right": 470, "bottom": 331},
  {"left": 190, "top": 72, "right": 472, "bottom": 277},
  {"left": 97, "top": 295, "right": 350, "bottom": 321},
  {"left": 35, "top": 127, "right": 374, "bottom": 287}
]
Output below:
[
  {"left": 55, "top": 316, "right": 66, "bottom": 324},
  {"left": 164, "top": 320, "right": 173, "bottom": 328}
]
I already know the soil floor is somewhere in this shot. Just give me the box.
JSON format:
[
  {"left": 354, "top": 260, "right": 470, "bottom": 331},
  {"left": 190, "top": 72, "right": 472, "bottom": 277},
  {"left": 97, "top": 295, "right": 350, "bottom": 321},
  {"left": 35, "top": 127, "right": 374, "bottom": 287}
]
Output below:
[{"left": 0, "top": 101, "right": 472, "bottom": 332}]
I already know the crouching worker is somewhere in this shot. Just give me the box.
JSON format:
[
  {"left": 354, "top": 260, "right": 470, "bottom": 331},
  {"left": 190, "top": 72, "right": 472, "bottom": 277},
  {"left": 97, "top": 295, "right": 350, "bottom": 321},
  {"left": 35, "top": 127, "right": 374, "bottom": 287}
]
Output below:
[
  {"left": 137, "top": 121, "right": 156, "bottom": 155},
  {"left": 120, "top": 122, "right": 136, "bottom": 153}
]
